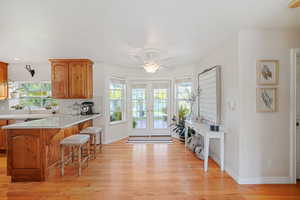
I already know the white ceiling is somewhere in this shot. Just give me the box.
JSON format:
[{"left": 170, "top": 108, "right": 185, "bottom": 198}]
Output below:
[{"left": 0, "top": 0, "right": 299, "bottom": 68}]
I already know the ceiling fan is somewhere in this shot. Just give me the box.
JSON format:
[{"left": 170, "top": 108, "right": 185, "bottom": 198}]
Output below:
[{"left": 130, "top": 48, "right": 175, "bottom": 73}]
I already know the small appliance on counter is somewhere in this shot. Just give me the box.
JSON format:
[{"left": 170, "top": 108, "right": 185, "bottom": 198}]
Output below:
[{"left": 80, "top": 101, "right": 97, "bottom": 115}]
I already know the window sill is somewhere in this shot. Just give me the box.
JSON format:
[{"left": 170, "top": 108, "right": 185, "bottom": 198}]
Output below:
[{"left": 109, "top": 120, "right": 127, "bottom": 126}]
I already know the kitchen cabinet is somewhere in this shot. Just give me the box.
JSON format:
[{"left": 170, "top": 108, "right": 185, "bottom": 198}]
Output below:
[
  {"left": 0, "top": 120, "right": 8, "bottom": 151},
  {"left": 51, "top": 62, "right": 69, "bottom": 98},
  {"left": 0, "top": 120, "right": 25, "bottom": 151},
  {"left": 0, "top": 62, "right": 8, "bottom": 100},
  {"left": 49, "top": 59, "right": 93, "bottom": 99},
  {"left": 6, "top": 119, "right": 93, "bottom": 182}
]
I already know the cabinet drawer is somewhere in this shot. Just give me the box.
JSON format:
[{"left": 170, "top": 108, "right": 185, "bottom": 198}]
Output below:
[{"left": 0, "top": 120, "right": 7, "bottom": 126}]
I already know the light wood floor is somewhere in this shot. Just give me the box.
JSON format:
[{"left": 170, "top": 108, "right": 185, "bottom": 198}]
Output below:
[{"left": 0, "top": 139, "right": 300, "bottom": 200}]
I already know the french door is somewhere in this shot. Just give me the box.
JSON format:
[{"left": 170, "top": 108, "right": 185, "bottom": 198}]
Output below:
[{"left": 129, "top": 81, "right": 171, "bottom": 136}]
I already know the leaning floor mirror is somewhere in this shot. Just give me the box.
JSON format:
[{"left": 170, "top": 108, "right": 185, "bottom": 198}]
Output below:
[{"left": 197, "top": 65, "right": 221, "bottom": 125}]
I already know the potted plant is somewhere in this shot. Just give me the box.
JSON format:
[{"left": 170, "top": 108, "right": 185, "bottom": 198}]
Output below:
[{"left": 170, "top": 106, "right": 190, "bottom": 142}]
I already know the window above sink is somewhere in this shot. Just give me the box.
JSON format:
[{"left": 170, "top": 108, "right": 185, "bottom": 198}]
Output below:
[{"left": 8, "top": 81, "right": 58, "bottom": 111}]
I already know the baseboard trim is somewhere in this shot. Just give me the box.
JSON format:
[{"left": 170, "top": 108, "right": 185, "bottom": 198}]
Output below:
[
  {"left": 104, "top": 136, "right": 128, "bottom": 144},
  {"left": 237, "top": 176, "right": 292, "bottom": 184},
  {"left": 209, "top": 151, "right": 240, "bottom": 184}
]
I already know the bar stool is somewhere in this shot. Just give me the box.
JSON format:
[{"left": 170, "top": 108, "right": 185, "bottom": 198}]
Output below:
[
  {"left": 60, "top": 134, "right": 90, "bottom": 176},
  {"left": 80, "top": 127, "right": 102, "bottom": 159}
]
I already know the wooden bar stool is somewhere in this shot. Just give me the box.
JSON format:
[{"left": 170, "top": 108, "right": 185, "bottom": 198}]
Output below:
[
  {"left": 60, "top": 134, "right": 90, "bottom": 176},
  {"left": 80, "top": 127, "right": 102, "bottom": 159}
]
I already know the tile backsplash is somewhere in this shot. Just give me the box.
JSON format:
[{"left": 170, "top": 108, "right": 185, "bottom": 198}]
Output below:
[{"left": 0, "top": 96, "right": 104, "bottom": 115}]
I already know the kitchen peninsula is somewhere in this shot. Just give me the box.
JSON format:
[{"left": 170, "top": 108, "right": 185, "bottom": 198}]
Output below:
[{"left": 3, "top": 114, "right": 101, "bottom": 182}]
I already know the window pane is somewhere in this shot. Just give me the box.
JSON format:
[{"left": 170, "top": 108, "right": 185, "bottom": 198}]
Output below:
[
  {"left": 110, "top": 112, "right": 122, "bottom": 122},
  {"left": 19, "top": 97, "right": 42, "bottom": 110},
  {"left": 109, "top": 89, "right": 122, "bottom": 100},
  {"left": 153, "top": 88, "right": 168, "bottom": 129},
  {"left": 176, "top": 81, "right": 192, "bottom": 120},
  {"left": 110, "top": 100, "right": 122, "bottom": 112},
  {"left": 109, "top": 81, "right": 125, "bottom": 122},
  {"left": 132, "top": 88, "right": 146, "bottom": 129},
  {"left": 177, "top": 82, "right": 192, "bottom": 99},
  {"left": 8, "top": 82, "right": 58, "bottom": 110}
]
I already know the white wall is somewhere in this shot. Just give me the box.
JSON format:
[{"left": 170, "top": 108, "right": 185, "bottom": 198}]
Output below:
[
  {"left": 195, "top": 30, "right": 300, "bottom": 184},
  {"left": 238, "top": 30, "right": 300, "bottom": 183},
  {"left": 195, "top": 34, "right": 240, "bottom": 180}
]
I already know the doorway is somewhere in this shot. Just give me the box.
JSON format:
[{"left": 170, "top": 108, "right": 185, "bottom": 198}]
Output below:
[
  {"left": 291, "top": 48, "right": 300, "bottom": 183},
  {"left": 129, "top": 80, "right": 171, "bottom": 136}
]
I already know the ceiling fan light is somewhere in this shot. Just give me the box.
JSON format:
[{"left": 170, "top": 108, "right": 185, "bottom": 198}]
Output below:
[{"left": 143, "top": 62, "right": 160, "bottom": 73}]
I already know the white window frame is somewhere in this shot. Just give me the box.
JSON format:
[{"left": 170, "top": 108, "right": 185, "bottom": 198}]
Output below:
[
  {"left": 174, "top": 78, "right": 192, "bottom": 119},
  {"left": 8, "top": 81, "right": 55, "bottom": 111},
  {"left": 108, "top": 78, "right": 126, "bottom": 125}
]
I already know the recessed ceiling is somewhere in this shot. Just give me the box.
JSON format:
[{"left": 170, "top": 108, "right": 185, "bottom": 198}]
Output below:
[{"left": 0, "top": 0, "right": 299, "bottom": 67}]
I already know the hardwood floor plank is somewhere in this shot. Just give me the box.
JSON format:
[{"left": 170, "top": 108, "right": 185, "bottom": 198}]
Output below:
[{"left": 0, "top": 139, "right": 299, "bottom": 200}]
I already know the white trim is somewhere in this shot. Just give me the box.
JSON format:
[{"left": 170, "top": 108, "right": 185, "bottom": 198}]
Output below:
[
  {"left": 109, "top": 120, "right": 128, "bottom": 126},
  {"left": 238, "top": 177, "right": 292, "bottom": 185},
  {"left": 290, "top": 48, "right": 300, "bottom": 184},
  {"left": 225, "top": 166, "right": 239, "bottom": 184},
  {"left": 193, "top": 147, "right": 291, "bottom": 184},
  {"left": 104, "top": 135, "right": 128, "bottom": 144}
]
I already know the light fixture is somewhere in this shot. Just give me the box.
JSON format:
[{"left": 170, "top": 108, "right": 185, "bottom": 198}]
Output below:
[{"left": 143, "top": 62, "right": 160, "bottom": 73}]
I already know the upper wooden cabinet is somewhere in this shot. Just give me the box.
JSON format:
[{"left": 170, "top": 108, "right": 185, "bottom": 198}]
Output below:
[
  {"left": 49, "top": 59, "right": 93, "bottom": 99},
  {"left": 0, "top": 62, "right": 8, "bottom": 100}
]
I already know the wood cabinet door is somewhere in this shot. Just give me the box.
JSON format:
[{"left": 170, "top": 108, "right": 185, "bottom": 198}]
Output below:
[
  {"left": 69, "top": 62, "right": 87, "bottom": 98},
  {"left": 0, "top": 120, "right": 8, "bottom": 150},
  {"left": 51, "top": 62, "right": 69, "bottom": 98},
  {"left": 86, "top": 64, "right": 93, "bottom": 98},
  {"left": 0, "top": 63, "right": 8, "bottom": 100}
]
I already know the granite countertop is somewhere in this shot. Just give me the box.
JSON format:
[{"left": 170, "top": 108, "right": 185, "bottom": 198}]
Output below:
[
  {"left": 2, "top": 114, "right": 102, "bottom": 129},
  {"left": 0, "top": 114, "right": 54, "bottom": 120}
]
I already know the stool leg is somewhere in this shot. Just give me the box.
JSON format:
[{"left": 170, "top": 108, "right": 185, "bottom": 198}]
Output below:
[
  {"left": 99, "top": 132, "right": 102, "bottom": 150},
  {"left": 93, "top": 135, "right": 96, "bottom": 159},
  {"left": 61, "top": 145, "right": 65, "bottom": 176},
  {"left": 71, "top": 146, "right": 75, "bottom": 163},
  {"left": 78, "top": 145, "right": 82, "bottom": 176},
  {"left": 87, "top": 142, "right": 90, "bottom": 166}
]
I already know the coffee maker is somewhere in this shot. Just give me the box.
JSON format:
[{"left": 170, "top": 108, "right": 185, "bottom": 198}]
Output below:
[{"left": 80, "top": 101, "right": 94, "bottom": 115}]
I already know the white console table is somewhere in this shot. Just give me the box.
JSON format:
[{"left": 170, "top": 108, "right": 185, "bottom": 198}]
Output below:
[{"left": 185, "top": 120, "right": 225, "bottom": 172}]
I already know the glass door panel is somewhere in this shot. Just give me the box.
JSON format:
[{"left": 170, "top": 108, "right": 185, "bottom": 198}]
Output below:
[
  {"left": 132, "top": 88, "right": 147, "bottom": 129},
  {"left": 153, "top": 88, "right": 168, "bottom": 129}
]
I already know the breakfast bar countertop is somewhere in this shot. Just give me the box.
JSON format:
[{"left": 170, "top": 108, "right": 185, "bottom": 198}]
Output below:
[
  {"left": 2, "top": 114, "right": 102, "bottom": 129},
  {"left": 0, "top": 114, "right": 54, "bottom": 120}
]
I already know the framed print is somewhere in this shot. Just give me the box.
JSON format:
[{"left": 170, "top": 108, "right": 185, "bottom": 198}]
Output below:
[
  {"left": 256, "top": 88, "right": 277, "bottom": 112},
  {"left": 256, "top": 60, "right": 279, "bottom": 85}
]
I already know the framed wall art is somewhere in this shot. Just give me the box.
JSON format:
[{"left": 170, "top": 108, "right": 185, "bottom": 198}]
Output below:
[
  {"left": 256, "top": 87, "right": 277, "bottom": 112},
  {"left": 256, "top": 60, "right": 279, "bottom": 85}
]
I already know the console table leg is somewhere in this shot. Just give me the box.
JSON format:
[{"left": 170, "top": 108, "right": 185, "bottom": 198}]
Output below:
[
  {"left": 204, "top": 137, "right": 209, "bottom": 172},
  {"left": 220, "top": 134, "right": 224, "bottom": 171}
]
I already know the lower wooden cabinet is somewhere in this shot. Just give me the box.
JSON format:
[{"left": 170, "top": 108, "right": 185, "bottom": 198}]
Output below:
[
  {"left": 0, "top": 120, "right": 8, "bottom": 151},
  {"left": 6, "top": 119, "right": 93, "bottom": 182}
]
